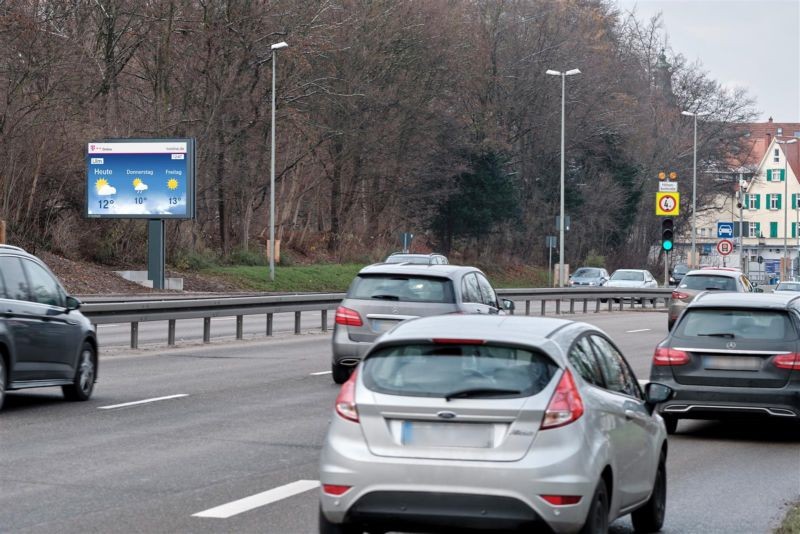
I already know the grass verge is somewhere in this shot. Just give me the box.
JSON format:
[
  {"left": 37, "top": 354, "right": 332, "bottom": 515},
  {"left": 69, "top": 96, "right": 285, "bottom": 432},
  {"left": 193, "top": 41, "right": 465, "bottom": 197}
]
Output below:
[
  {"left": 776, "top": 502, "right": 800, "bottom": 534},
  {"left": 203, "top": 263, "right": 549, "bottom": 293},
  {"left": 204, "top": 264, "right": 364, "bottom": 292}
]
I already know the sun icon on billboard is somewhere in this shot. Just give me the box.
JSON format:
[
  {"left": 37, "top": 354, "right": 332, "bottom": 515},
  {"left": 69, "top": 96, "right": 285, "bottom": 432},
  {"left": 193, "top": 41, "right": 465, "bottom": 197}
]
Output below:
[
  {"left": 95, "top": 178, "right": 116, "bottom": 195},
  {"left": 167, "top": 178, "right": 179, "bottom": 190}
]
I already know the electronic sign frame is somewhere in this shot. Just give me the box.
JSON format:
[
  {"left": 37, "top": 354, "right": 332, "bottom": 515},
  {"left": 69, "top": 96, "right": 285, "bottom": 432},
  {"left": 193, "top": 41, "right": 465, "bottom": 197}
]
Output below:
[{"left": 85, "top": 138, "right": 196, "bottom": 219}]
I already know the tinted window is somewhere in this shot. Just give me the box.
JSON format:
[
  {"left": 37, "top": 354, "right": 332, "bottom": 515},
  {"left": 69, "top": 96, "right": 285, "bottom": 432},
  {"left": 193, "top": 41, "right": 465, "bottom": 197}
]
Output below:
[
  {"left": 610, "top": 271, "right": 644, "bottom": 281},
  {"left": 589, "top": 335, "right": 640, "bottom": 398},
  {"left": 680, "top": 275, "right": 737, "bottom": 291},
  {"left": 348, "top": 275, "right": 455, "bottom": 303},
  {"left": 362, "top": 343, "right": 557, "bottom": 398},
  {"left": 461, "top": 273, "right": 482, "bottom": 304},
  {"left": 673, "top": 265, "right": 689, "bottom": 275},
  {"left": 22, "top": 260, "right": 64, "bottom": 307},
  {"left": 676, "top": 309, "right": 796, "bottom": 341},
  {"left": 0, "top": 256, "right": 30, "bottom": 301},
  {"left": 385, "top": 255, "right": 430, "bottom": 264},
  {"left": 574, "top": 268, "right": 601, "bottom": 277},
  {"left": 475, "top": 273, "right": 498, "bottom": 308},
  {"left": 568, "top": 337, "right": 604, "bottom": 387}
]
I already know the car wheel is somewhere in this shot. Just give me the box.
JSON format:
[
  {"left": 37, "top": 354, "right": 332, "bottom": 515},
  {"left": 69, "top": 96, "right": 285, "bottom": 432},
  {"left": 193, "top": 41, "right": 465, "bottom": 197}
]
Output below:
[
  {"left": 579, "top": 479, "right": 609, "bottom": 534},
  {"left": 631, "top": 453, "right": 667, "bottom": 533},
  {"left": 0, "top": 356, "right": 5, "bottom": 412},
  {"left": 662, "top": 415, "right": 678, "bottom": 435},
  {"left": 319, "top": 508, "right": 362, "bottom": 534},
  {"left": 332, "top": 361, "right": 352, "bottom": 385},
  {"left": 62, "top": 342, "right": 96, "bottom": 401}
]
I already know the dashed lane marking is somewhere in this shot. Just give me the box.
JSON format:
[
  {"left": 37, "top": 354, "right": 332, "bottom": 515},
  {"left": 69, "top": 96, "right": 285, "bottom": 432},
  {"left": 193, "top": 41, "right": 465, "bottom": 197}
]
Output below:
[
  {"left": 193, "top": 480, "right": 320, "bottom": 519},
  {"left": 626, "top": 328, "right": 652, "bottom": 333},
  {"left": 310, "top": 371, "right": 332, "bottom": 376},
  {"left": 98, "top": 394, "right": 189, "bottom": 410}
]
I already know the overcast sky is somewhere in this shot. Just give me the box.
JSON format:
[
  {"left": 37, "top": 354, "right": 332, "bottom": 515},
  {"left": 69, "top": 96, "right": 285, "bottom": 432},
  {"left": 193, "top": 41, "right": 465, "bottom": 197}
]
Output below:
[{"left": 615, "top": 0, "right": 800, "bottom": 122}]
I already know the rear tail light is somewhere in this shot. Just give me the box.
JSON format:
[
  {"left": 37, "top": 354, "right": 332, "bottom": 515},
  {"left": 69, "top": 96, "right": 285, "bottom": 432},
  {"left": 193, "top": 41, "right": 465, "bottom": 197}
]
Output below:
[
  {"left": 334, "top": 370, "right": 359, "bottom": 422},
  {"left": 773, "top": 353, "right": 800, "bottom": 370},
  {"left": 322, "top": 484, "right": 352, "bottom": 496},
  {"left": 653, "top": 347, "right": 690, "bottom": 366},
  {"left": 541, "top": 495, "right": 582, "bottom": 506},
  {"left": 335, "top": 306, "right": 363, "bottom": 327},
  {"left": 541, "top": 369, "right": 584, "bottom": 429},
  {"left": 671, "top": 291, "right": 689, "bottom": 300}
]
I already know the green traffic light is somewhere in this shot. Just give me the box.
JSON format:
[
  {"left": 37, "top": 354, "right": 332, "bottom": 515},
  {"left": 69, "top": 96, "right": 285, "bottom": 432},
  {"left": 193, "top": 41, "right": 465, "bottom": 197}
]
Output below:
[{"left": 662, "top": 240, "right": 673, "bottom": 251}]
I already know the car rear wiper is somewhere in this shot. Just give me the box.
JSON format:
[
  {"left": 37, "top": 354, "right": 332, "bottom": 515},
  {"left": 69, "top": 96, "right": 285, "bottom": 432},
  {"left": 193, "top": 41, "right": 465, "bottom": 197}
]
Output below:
[
  {"left": 370, "top": 294, "right": 400, "bottom": 300},
  {"left": 444, "top": 387, "right": 521, "bottom": 401},
  {"left": 697, "top": 332, "right": 736, "bottom": 338}
]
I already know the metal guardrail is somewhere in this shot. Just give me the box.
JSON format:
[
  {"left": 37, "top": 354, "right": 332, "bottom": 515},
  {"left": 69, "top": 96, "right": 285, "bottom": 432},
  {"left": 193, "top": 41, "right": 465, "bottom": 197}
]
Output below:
[{"left": 81, "top": 288, "right": 674, "bottom": 348}]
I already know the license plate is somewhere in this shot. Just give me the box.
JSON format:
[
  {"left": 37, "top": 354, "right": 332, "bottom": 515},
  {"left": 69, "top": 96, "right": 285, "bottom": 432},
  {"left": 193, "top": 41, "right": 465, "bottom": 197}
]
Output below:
[
  {"left": 401, "top": 421, "right": 492, "bottom": 448},
  {"left": 704, "top": 355, "right": 762, "bottom": 371},
  {"left": 371, "top": 319, "right": 399, "bottom": 333}
]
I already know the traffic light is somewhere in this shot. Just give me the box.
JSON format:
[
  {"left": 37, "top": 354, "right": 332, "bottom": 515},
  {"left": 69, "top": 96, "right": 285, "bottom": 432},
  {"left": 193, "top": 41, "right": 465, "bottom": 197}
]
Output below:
[{"left": 661, "top": 218, "right": 674, "bottom": 251}]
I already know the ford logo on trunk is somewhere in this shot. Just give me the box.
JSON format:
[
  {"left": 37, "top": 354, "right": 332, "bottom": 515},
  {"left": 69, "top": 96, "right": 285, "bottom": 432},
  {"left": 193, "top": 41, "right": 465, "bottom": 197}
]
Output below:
[{"left": 437, "top": 411, "right": 457, "bottom": 419}]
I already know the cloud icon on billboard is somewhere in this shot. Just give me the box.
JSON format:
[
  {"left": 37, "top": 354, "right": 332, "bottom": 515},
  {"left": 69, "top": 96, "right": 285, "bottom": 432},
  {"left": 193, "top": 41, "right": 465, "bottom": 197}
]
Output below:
[
  {"left": 95, "top": 178, "right": 116, "bottom": 196},
  {"left": 132, "top": 178, "right": 149, "bottom": 192}
]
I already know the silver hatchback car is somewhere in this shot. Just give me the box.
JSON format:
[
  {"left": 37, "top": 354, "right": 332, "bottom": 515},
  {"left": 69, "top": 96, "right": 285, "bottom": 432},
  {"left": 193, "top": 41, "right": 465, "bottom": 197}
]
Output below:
[
  {"left": 320, "top": 315, "right": 672, "bottom": 534},
  {"left": 331, "top": 264, "right": 513, "bottom": 383}
]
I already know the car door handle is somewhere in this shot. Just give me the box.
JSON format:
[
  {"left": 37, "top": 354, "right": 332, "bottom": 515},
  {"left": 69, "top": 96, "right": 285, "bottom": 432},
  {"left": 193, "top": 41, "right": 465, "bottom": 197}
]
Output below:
[{"left": 625, "top": 410, "right": 648, "bottom": 423}]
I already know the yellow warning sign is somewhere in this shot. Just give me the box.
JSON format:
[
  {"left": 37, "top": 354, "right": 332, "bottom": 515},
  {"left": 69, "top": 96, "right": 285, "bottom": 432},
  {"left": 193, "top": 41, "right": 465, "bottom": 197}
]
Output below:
[{"left": 656, "top": 192, "right": 680, "bottom": 216}]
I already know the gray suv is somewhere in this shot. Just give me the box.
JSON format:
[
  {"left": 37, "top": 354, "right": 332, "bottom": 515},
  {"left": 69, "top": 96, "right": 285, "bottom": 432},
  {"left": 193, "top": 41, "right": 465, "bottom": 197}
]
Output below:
[
  {"left": 0, "top": 245, "right": 98, "bottom": 411},
  {"left": 331, "top": 264, "right": 512, "bottom": 383},
  {"left": 320, "top": 315, "right": 672, "bottom": 533}
]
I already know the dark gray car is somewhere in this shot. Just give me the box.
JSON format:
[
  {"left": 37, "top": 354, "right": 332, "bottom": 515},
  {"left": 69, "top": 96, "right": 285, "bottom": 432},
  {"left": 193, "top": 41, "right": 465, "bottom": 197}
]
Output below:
[
  {"left": 651, "top": 292, "right": 800, "bottom": 434},
  {"left": 331, "top": 264, "right": 512, "bottom": 383},
  {"left": 0, "top": 245, "right": 98, "bottom": 411}
]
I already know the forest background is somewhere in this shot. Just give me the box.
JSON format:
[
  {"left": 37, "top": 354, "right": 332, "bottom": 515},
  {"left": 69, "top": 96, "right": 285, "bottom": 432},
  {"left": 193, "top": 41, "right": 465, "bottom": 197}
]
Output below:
[{"left": 0, "top": 0, "right": 754, "bottom": 271}]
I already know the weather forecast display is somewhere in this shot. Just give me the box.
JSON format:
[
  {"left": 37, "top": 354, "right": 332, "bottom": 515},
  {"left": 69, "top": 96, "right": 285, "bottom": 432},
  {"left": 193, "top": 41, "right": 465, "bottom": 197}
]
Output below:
[{"left": 86, "top": 139, "right": 195, "bottom": 219}]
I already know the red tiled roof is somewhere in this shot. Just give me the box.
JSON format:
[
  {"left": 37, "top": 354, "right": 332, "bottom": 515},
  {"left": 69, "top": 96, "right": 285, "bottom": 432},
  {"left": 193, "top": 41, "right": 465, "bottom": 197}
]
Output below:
[{"left": 729, "top": 121, "right": 800, "bottom": 180}]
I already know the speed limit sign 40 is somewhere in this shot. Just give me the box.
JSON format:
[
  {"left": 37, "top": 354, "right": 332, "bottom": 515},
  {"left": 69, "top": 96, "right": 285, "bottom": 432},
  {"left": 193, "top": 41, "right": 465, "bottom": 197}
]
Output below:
[
  {"left": 717, "top": 239, "right": 734, "bottom": 256},
  {"left": 656, "top": 192, "right": 680, "bottom": 216}
]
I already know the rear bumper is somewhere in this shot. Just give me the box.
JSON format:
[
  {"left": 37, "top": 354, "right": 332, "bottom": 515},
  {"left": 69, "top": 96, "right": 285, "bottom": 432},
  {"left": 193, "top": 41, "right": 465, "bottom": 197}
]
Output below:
[
  {"left": 345, "top": 491, "right": 550, "bottom": 532},
  {"left": 654, "top": 380, "right": 800, "bottom": 420},
  {"left": 331, "top": 325, "right": 373, "bottom": 366},
  {"left": 319, "top": 416, "right": 598, "bottom": 533}
]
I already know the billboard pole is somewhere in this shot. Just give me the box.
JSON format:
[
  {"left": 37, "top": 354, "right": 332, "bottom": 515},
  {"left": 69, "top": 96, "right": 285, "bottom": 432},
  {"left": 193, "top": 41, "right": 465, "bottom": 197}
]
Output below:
[{"left": 148, "top": 219, "right": 165, "bottom": 290}]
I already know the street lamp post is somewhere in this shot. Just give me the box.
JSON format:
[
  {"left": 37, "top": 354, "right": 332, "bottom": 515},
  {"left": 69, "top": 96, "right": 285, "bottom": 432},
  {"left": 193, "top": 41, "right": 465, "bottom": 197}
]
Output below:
[
  {"left": 269, "top": 41, "right": 288, "bottom": 282},
  {"left": 546, "top": 68, "right": 580, "bottom": 287},
  {"left": 776, "top": 138, "right": 797, "bottom": 279},
  {"left": 681, "top": 110, "right": 709, "bottom": 267}
]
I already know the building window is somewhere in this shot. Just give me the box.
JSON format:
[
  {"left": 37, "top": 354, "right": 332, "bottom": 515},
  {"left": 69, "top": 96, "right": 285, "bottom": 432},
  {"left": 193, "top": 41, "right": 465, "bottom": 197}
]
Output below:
[
  {"left": 748, "top": 193, "right": 758, "bottom": 209},
  {"left": 794, "top": 131, "right": 800, "bottom": 137},
  {"left": 777, "top": 127, "right": 783, "bottom": 135},
  {"left": 775, "top": 148, "right": 780, "bottom": 162},
  {"left": 749, "top": 222, "right": 758, "bottom": 237},
  {"left": 700, "top": 228, "right": 706, "bottom": 237}
]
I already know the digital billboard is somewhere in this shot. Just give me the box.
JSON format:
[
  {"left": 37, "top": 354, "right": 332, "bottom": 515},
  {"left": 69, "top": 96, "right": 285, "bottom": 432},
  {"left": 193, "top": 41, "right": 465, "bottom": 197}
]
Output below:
[{"left": 86, "top": 139, "right": 195, "bottom": 219}]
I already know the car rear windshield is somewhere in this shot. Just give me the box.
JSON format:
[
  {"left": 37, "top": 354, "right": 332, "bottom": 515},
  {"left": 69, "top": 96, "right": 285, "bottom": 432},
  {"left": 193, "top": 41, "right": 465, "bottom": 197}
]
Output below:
[
  {"left": 776, "top": 283, "right": 800, "bottom": 292},
  {"left": 676, "top": 309, "right": 797, "bottom": 341},
  {"left": 362, "top": 343, "right": 557, "bottom": 398},
  {"left": 673, "top": 265, "right": 689, "bottom": 275},
  {"left": 385, "top": 255, "right": 429, "bottom": 264},
  {"left": 679, "top": 275, "right": 737, "bottom": 291},
  {"left": 611, "top": 271, "right": 643, "bottom": 281},
  {"left": 574, "top": 268, "right": 601, "bottom": 277},
  {"left": 348, "top": 274, "right": 455, "bottom": 303}
]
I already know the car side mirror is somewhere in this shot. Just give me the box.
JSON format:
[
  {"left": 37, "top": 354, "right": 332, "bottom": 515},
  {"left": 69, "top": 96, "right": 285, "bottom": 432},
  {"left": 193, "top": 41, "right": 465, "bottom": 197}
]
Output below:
[
  {"left": 501, "top": 298, "right": 515, "bottom": 312},
  {"left": 65, "top": 295, "right": 81, "bottom": 312},
  {"left": 644, "top": 382, "right": 673, "bottom": 413}
]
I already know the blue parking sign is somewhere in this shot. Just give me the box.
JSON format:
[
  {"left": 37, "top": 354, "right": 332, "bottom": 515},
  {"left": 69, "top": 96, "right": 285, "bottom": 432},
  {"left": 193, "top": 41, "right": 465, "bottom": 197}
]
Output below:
[{"left": 717, "top": 222, "right": 734, "bottom": 238}]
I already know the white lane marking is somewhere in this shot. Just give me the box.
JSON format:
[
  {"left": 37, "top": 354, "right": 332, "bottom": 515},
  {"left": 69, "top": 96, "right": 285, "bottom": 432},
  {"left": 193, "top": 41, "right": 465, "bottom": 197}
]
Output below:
[
  {"left": 626, "top": 328, "right": 652, "bottom": 333},
  {"left": 310, "top": 371, "right": 332, "bottom": 376},
  {"left": 97, "top": 324, "right": 121, "bottom": 328},
  {"left": 193, "top": 480, "right": 320, "bottom": 519},
  {"left": 98, "top": 394, "right": 189, "bottom": 410},
  {"left": 212, "top": 317, "right": 236, "bottom": 321}
]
